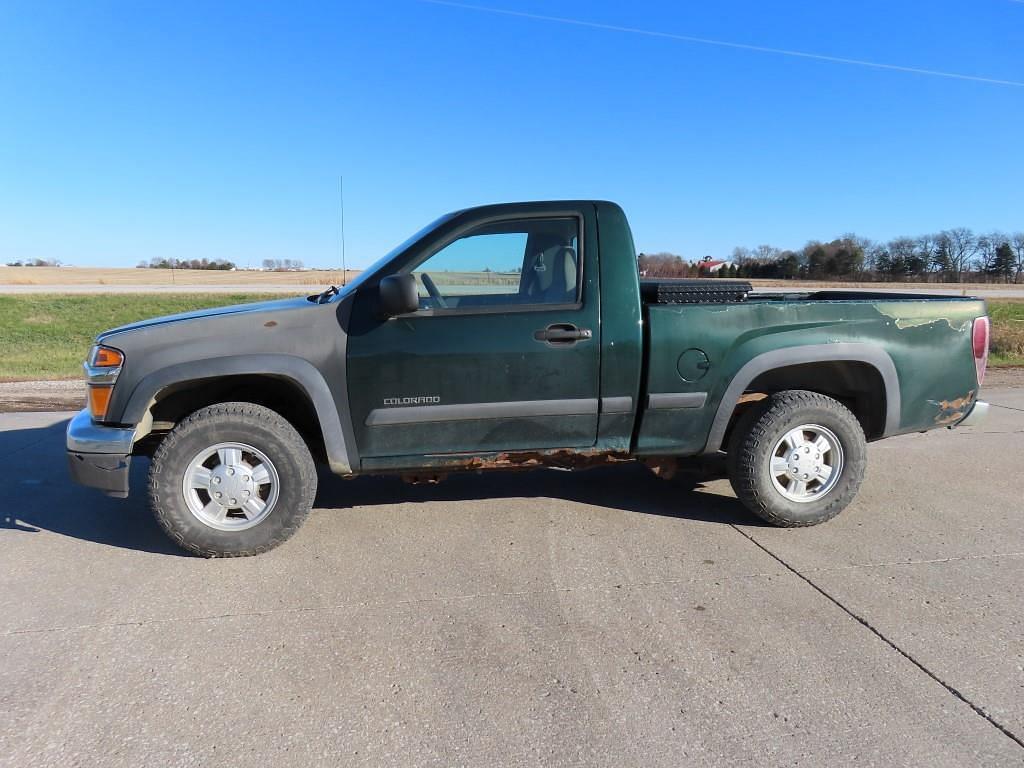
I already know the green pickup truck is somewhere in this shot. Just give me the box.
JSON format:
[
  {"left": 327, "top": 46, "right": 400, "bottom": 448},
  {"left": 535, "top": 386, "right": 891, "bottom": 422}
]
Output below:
[{"left": 67, "top": 201, "right": 990, "bottom": 556}]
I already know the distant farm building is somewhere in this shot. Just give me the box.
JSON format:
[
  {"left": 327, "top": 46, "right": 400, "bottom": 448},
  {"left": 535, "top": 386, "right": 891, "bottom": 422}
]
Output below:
[{"left": 699, "top": 257, "right": 733, "bottom": 273}]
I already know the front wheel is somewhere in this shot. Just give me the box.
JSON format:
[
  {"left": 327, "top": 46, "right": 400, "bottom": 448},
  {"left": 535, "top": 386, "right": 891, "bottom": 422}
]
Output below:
[
  {"left": 148, "top": 402, "right": 317, "bottom": 556},
  {"left": 728, "top": 390, "right": 867, "bottom": 527}
]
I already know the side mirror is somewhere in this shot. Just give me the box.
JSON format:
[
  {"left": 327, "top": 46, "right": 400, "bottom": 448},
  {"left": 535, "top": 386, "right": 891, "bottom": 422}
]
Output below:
[{"left": 379, "top": 274, "right": 419, "bottom": 317}]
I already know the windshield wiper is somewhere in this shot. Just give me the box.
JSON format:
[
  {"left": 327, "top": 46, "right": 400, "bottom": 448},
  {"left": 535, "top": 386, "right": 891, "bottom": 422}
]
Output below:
[{"left": 309, "top": 285, "right": 339, "bottom": 304}]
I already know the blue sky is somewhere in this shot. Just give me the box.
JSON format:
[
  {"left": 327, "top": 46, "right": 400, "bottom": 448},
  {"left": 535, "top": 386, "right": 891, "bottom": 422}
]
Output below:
[{"left": 2, "top": 0, "right": 1022, "bottom": 269}]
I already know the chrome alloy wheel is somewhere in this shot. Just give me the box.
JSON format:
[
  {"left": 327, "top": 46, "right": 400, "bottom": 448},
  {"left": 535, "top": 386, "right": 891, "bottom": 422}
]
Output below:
[
  {"left": 769, "top": 424, "right": 844, "bottom": 503},
  {"left": 182, "top": 442, "right": 280, "bottom": 531}
]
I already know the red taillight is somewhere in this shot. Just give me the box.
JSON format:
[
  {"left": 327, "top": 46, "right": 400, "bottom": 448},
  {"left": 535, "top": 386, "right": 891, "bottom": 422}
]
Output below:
[{"left": 972, "top": 315, "right": 990, "bottom": 386}]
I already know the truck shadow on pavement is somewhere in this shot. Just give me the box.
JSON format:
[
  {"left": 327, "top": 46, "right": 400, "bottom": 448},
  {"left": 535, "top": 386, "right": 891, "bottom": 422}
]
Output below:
[
  {"left": 313, "top": 462, "right": 763, "bottom": 528},
  {"left": 2, "top": 420, "right": 187, "bottom": 556},
  {"left": 1, "top": 420, "right": 762, "bottom": 558}
]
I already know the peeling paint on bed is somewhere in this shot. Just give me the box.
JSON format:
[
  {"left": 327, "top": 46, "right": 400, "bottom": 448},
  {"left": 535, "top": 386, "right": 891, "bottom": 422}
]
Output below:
[{"left": 893, "top": 316, "right": 972, "bottom": 332}]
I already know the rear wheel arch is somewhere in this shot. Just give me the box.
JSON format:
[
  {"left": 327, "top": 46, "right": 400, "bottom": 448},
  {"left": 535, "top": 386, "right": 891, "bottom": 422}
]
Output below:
[{"left": 706, "top": 344, "right": 900, "bottom": 454}]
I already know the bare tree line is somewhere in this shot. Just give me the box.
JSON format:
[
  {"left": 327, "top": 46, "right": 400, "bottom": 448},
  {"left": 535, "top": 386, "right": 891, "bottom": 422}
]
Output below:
[
  {"left": 642, "top": 229, "right": 1024, "bottom": 283},
  {"left": 5, "top": 258, "right": 62, "bottom": 267},
  {"left": 261, "top": 258, "right": 305, "bottom": 271},
  {"left": 139, "top": 257, "right": 236, "bottom": 270},
  {"left": 136, "top": 257, "right": 307, "bottom": 271}
]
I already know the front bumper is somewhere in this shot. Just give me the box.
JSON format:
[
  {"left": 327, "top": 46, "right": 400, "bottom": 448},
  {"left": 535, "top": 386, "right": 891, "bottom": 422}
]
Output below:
[
  {"left": 66, "top": 408, "right": 135, "bottom": 498},
  {"left": 956, "top": 400, "right": 989, "bottom": 428}
]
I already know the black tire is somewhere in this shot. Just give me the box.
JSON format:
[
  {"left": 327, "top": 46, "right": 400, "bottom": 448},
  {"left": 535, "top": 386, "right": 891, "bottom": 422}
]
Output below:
[
  {"left": 148, "top": 402, "right": 317, "bottom": 557},
  {"left": 724, "top": 397, "right": 770, "bottom": 480},
  {"left": 727, "top": 390, "right": 866, "bottom": 527}
]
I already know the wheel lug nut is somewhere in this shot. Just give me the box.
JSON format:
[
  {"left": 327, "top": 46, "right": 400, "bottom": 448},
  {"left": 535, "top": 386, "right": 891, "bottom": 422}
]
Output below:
[
  {"left": 213, "top": 477, "right": 220, "bottom": 485},
  {"left": 230, "top": 498, "right": 236, "bottom": 505},
  {"left": 215, "top": 491, "right": 222, "bottom": 498}
]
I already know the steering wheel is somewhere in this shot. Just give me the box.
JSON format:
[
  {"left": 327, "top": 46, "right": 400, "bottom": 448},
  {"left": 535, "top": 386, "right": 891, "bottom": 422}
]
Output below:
[{"left": 420, "top": 273, "right": 449, "bottom": 309}]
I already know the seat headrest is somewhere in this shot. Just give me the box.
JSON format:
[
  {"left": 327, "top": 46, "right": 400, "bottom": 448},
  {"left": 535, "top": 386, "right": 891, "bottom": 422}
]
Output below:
[{"left": 523, "top": 243, "right": 576, "bottom": 298}]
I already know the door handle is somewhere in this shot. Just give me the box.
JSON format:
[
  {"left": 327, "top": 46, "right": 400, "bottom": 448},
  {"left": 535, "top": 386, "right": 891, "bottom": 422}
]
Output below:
[{"left": 534, "top": 323, "right": 593, "bottom": 345}]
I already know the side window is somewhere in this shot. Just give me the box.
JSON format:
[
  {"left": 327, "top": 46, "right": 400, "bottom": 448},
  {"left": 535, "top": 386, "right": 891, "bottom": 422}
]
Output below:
[{"left": 410, "top": 217, "right": 580, "bottom": 311}]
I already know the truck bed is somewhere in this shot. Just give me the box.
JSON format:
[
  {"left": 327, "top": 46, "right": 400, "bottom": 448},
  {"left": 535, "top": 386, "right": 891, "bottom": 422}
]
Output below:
[{"left": 634, "top": 291, "right": 986, "bottom": 457}]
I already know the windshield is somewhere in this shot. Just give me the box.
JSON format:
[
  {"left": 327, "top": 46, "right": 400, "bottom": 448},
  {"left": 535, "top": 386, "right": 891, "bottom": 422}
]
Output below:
[{"left": 334, "top": 212, "right": 457, "bottom": 298}]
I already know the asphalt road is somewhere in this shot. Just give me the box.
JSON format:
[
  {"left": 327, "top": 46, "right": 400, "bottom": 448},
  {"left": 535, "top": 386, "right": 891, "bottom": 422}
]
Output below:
[{"left": 2, "top": 392, "right": 1023, "bottom": 767}]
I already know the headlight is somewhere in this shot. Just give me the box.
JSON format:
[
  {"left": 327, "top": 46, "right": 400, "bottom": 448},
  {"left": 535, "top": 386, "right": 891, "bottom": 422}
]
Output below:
[
  {"left": 90, "top": 346, "right": 124, "bottom": 368},
  {"left": 84, "top": 345, "right": 124, "bottom": 421}
]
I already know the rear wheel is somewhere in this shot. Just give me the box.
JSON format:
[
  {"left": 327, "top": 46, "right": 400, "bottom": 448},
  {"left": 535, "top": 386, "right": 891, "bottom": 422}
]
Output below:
[
  {"left": 728, "top": 390, "right": 866, "bottom": 527},
  {"left": 149, "top": 402, "right": 317, "bottom": 556}
]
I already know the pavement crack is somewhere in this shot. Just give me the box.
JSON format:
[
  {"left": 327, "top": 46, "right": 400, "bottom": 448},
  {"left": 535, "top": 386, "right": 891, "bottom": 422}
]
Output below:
[
  {"left": 729, "top": 524, "right": 1024, "bottom": 752},
  {"left": 800, "top": 550, "right": 1024, "bottom": 573},
  {"left": 951, "top": 429, "right": 1024, "bottom": 435},
  {"left": 6, "top": 433, "right": 59, "bottom": 457},
  {"left": 989, "top": 402, "right": 1024, "bottom": 413}
]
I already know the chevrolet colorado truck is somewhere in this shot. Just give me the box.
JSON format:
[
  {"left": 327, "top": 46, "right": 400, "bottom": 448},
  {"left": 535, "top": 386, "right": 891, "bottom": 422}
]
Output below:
[{"left": 66, "top": 201, "right": 991, "bottom": 556}]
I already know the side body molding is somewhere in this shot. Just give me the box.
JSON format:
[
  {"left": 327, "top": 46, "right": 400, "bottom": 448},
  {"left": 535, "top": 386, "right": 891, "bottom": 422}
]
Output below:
[
  {"left": 121, "top": 354, "right": 353, "bottom": 473},
  {"left": 702, "top": 342, "right": 901, "bottom": 454}
]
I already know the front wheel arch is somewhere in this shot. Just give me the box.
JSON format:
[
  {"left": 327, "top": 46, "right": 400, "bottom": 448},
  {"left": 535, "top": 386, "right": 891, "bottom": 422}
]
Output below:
[
  {"left": 118, "top": 355, "right": 354, "bottom": 473},
  {"left": 138, "top": 374, "right": 328, "bottom": 464}
]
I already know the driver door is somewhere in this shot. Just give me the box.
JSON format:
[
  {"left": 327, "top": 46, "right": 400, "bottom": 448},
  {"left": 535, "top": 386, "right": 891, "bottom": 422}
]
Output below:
[{"left": 346, "top": 208, "right": 600, "bottom": 462}]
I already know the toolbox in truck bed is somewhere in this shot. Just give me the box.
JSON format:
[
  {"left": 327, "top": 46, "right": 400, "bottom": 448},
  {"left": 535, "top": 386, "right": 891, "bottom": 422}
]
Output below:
[{"left": 639, "top": 279, "right": 752, "bottom": 304}]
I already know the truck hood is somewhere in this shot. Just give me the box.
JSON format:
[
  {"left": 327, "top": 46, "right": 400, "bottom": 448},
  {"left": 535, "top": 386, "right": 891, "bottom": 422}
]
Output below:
[{"left": 97, "top": 296, "right": 313, "bottom": 342}]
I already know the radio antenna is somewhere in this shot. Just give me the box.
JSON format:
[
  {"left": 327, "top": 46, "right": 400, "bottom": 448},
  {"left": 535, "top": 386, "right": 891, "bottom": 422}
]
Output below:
[{"left": 339, "top": 175, "right": 347, "bottom": 286}]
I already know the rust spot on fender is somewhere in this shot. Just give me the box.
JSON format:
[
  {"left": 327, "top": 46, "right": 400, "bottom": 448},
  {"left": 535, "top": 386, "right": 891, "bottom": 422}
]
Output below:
[
  {"left": 264, "top": 320, "right": 278, "bottom": 328},
  {"left": 932, "top": 390, "right": 976, "bottom": 426},
  {"left": 737, "top": 392, "right": 767, "bottom": 405}
]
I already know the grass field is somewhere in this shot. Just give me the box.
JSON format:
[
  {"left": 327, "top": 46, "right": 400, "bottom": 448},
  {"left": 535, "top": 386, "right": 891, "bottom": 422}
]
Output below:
[
  {"left": 0, "top": 266, "right": 353, "bottom": 287},
  {"left": 0, "top": 294, "right": 293, "bottom": 379},
  {"left": 988, "top": 299, "right": 1024, "bottom": 366},
  {"left": 0, "top": 293, "right": 1020, "bottom": 380}
]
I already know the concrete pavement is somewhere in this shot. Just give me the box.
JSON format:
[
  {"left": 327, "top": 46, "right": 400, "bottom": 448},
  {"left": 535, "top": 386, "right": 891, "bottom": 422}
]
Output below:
[{"left": 1, "top": 390, "right": 1023, "bottom": 767}]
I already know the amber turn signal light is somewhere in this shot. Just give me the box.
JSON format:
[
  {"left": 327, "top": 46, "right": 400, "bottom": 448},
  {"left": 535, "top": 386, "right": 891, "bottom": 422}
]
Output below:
[
  {"left": 92, "top": 346, "right": 124, "bottom": 367},
  {"left": 88, "top": 385, "right": 114, "bottom": 421}
]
